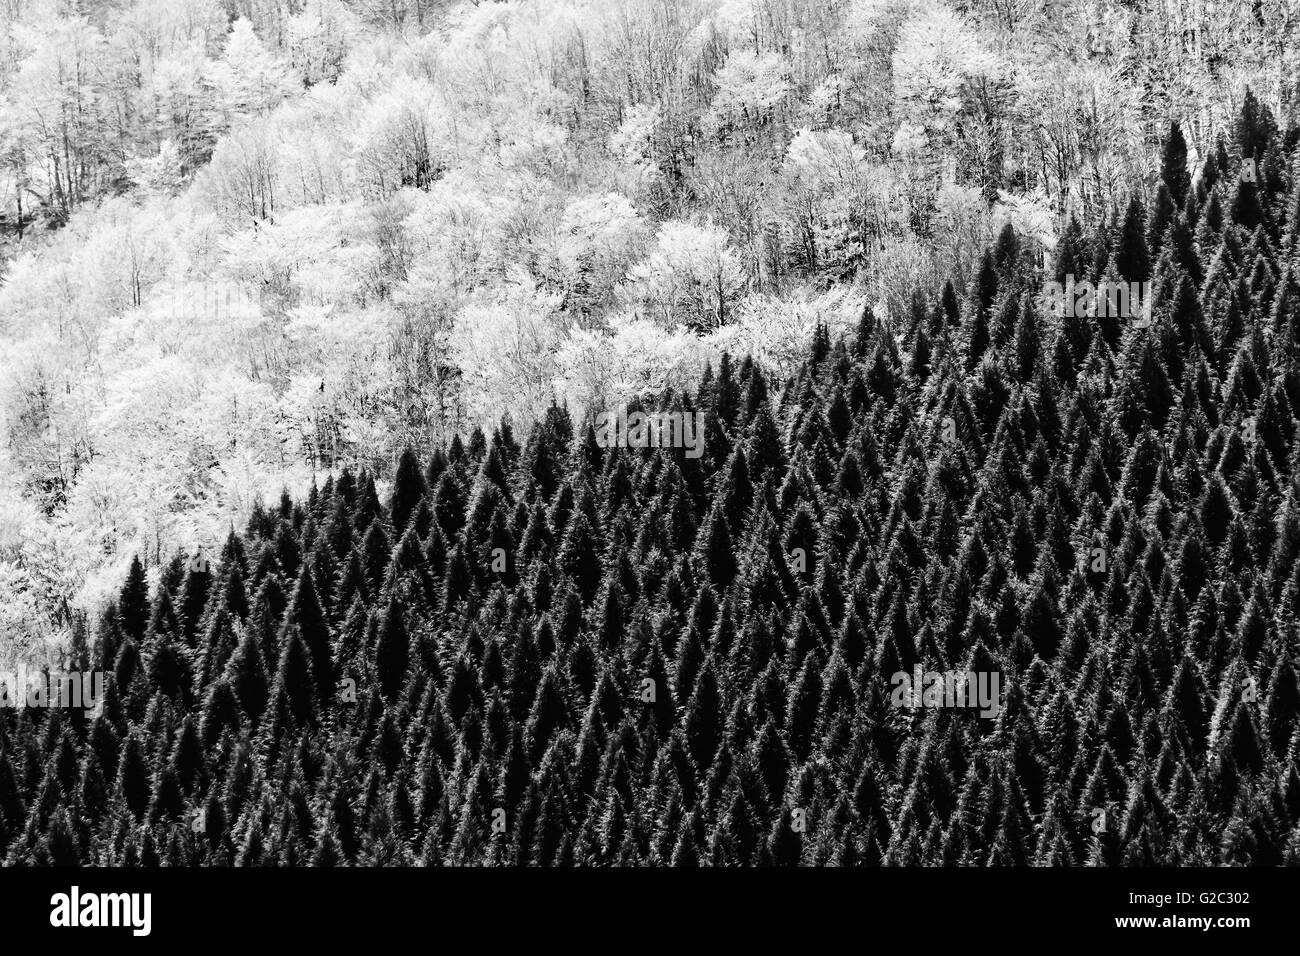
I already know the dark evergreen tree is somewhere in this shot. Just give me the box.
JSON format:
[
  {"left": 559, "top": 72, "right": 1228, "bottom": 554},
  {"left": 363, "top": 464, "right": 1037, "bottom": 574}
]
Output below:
[{"left": 390, "top": 448, "right": 427, "bottom": 535}]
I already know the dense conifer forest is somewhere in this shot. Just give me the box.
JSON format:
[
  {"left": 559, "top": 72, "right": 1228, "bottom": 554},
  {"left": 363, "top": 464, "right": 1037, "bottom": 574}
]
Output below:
[{"left": 4, "top": 104, "right": 1300, "bottom": 867}]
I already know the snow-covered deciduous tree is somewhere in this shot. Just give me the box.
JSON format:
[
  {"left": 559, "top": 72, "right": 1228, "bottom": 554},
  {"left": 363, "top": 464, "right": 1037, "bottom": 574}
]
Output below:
[
  {"left": 554, "top": 312, "right": 702, "bottom": 414},
  {"left": 199, "top": 119, "right": 282, "bottom": 226},
  {"left": 124, "top": 141, "right": 186, "bottom": 196},
  {"left": 892, "top": 2, "right": 999, "bottom": 123},
  {"left": 706, "top": 50, "right": 791, "bottom": 140},
  {"left": 706, "top": 285, "right": 866, "bottom": 379},
  {"left": 550, "top": 192, "right": 648, "bottom": 315},
  {"left": 353, "top": 78, "right": 447, "bottom": 198},
  {"left": 621, "top": 220, "right": 747, "bottom": 329},
  {"left": 286, "top": 0, "right": 363, "bottom": 88},
  {"left": 451, "top": 274, "right": 567, "bottom": 427},
  {"left": 782, "top": 128, "right": 869, "bottom": 276}
]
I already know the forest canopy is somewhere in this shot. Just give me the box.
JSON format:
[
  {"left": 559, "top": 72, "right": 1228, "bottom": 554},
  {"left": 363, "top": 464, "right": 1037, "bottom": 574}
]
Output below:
[{"left": 0, "top": 0, "right": 1296, "bottom": 660}]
